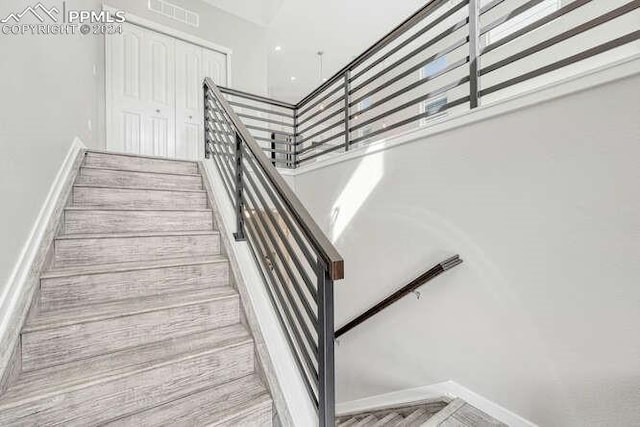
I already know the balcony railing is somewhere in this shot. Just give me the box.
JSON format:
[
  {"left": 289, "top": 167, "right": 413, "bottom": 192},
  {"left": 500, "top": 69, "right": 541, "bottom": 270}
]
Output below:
[{"left": 218, "top": 0, "right": 640, "bottom": 168}]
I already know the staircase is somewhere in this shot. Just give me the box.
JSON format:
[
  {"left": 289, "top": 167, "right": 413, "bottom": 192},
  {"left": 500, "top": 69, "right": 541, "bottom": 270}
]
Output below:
[
  {"left": 0, "top": 151, "right": 273, "bottom": 426},
  {"left": 337, "top": 398, "right": 505, "bottom": 426}
]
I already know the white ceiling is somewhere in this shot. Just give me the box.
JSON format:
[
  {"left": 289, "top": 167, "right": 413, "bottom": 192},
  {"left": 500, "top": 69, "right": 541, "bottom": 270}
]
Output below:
[{"left": 207, "top": 0, "right": 425, "bottom": 103}]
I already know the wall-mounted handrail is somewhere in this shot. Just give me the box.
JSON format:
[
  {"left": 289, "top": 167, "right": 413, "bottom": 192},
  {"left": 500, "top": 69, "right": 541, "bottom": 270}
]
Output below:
[{"left": 335, "top": 255, "right": 463, "bottom": 339}]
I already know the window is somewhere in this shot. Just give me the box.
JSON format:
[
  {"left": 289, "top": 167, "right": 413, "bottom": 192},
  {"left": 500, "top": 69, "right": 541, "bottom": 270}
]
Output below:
[
  {"left": 486, "top": 0, "right": 560, "bottom": 44},
  {"left": 356, "top": 97, "right": 373, "bottom": 139},
  {"left": 419, "top": 56, "right": 448, "bottom": 125}
]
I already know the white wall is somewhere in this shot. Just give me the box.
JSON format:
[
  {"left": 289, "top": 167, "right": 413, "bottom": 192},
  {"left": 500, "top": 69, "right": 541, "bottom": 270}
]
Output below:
[
  {"left": 0, "top": 0, "right": 268, "bottom": 318},
  {"left": 0, "top": 0, "right": 105, "bottom": 295},
  {"left": 289, "top": 72, "right": 640, "bottom": 426},
  {"left": 106, "top": 0, "right": 268, "bottom": 94}
]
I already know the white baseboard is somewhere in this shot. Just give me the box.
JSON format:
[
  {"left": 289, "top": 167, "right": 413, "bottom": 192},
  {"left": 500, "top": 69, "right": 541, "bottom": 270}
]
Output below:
[
  {"left": 0, "top": 137, "right": 86, "bottom": 384},
  {"left": 199, "top": 159, "right": 317, "bottom": 427},
  {"left": 336, "top": 380, "right": 537, "bottom": 427}
]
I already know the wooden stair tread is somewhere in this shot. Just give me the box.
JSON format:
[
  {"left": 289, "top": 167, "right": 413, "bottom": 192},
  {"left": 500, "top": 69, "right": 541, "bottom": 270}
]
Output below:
[
  {"left": 84, "top": 149, "right": 198, "bottom": 165},
  {"left": 81, "top": 165, "right": 202, "bottom": 178},
  {"left": 64, "top": 206, "right": 213, "bottom": 212},
  {"left": 55, "top": 230, "right": 219, "bottom": 240},
  {"left": 25, "top": 287, "right": 237, "bottom": 332},
  {"left": 41, "top": 255, "right": 228, "bottom": 279},
  {"left": 73, "top": 184, "right": 207, "bottom": 193},
  {"left": 0, "top": 324, "right": 251, "bottom": 409},
  {"left": 107, "top": 374, "right": 272, "bottom": 426}
]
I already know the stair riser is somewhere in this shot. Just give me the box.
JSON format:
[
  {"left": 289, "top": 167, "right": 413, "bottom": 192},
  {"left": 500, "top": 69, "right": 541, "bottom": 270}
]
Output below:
[
  {"left": 0, "top": 343, "right": 254, "bottom": 426},
  {"left": 84, "top": 152, "right": 198, "bottom": 175},
  {"left": 53, "top": 234, "right": 220, "bottom": 268},
  {"left": 64, "top": 210, "right": 214, "bottom": 234},
  {"left": 21, "top": 296, "right": 240, "bottom": 371},
  {"left": 40, "top": 262, "right": 229, "bottom": 311},
  {"left": 210, "top": 400, "right": 272, "bottom": 426},
  {"left": 76, "top": 168, "right": 203, "bottom": 191},
  {"left": 73, "top": 187, "right": 208, "bottom": 210}
]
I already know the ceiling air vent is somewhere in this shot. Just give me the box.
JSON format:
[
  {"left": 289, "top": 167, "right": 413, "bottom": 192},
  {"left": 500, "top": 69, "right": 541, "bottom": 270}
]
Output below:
[{"left": 148, "top": 0, "right": 200, "bottom": 28}]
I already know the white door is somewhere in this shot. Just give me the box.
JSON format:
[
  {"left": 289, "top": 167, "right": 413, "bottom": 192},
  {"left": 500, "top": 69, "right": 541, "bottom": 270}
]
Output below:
[
  {"left": 107, "top": 23, "right": 176, "bottom": 157},
  {"left": 175, "top": 40, "right": 203, "bottom": 161},
  {"left": 107, "top": 23, "right": 229, "bottom": 160}
]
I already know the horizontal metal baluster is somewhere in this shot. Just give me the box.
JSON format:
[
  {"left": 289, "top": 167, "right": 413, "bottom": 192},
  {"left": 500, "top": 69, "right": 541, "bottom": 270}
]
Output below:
[
  {"left": 349, "top": 75, "right": 470, "bottom": 133},
  {"left": 481, "top": 29, "right": 640, "bottom": 96},
  {"left": 237, "top": 112, "right": 295, "bottom": 128},
  {"left": 296, "top": 118, "right": 346, "bottom": 145},
  {"left": 229, "top": 100, "right": 296, "bottom": 119},
  {"left": 298, "top": 132, "right": 347, "bottom": 156},
  {"left": 481, "top": 1, "right": 640, "bottom": 76},
  {"left": 297, "top": 107, "right": 346, "bottom": 136},
  {"left": 350, "top": 36, "right": 469, "bottom": 107},
  {"left": 242, "top": 229, "right": 319, "bottom": 406},
  {"left": 220, "top": 86, "right": 296, "bottom": 109},
  {"left": 241, "top": 147, "right": 319, "bottom": 280},
  {"left": 350, "top": 96, "right": 470, "bottom": 145},
  {"left": 297, "top": 83, "right": 346, "bottom": 118},
  {"left": 243, "top": 208, "right": 320, "bottom": 362},
  {"left": 242, "top": 166, "right": 318, "bottom": 303},
  {"left": 350, "top": 57, "right": 470, "bottom": 122},
  {"left": 297, "top": 95, "right": 346, "bottom": 129},
  {"left": 480, "top": 0, "right": 506, "bottom": 15},
  {"left": 242, "top": 183, "right": 318, "bottom": 329},
  {"left": 297, "top": 142, "right": 348, "bottom": 165},
  {"left": 243, "top": 218, "right": 320, "bottom": 384},
  {"left": 245, "top": 124, "right": 295, "bottom": 137},
  {"left": 350, "top": 19, "right": 469, "bottom": 97}
]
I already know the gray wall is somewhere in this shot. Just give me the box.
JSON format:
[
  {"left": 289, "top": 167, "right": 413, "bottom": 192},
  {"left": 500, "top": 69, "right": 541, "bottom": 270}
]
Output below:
[
  {"left": 0, "top": 0, "right": 268, "bottom": 307},
  {"left": 291, "top": 73, "right": 640, "bottom": 426},
  {"left": 0, "top": 0, "right": 105, "bottom": 292}
]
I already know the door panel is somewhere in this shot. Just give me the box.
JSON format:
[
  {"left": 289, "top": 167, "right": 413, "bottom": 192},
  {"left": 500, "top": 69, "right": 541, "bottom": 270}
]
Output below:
[
  {"left": 107, "top": 23, "right": 229, "bottom": 161},
  {"left": 175, "top": 40, "right": 203, "bottom": 160}
]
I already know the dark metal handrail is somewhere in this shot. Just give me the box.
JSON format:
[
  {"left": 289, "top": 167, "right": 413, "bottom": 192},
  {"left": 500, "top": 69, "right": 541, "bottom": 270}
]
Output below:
[
  {"left": 205, "top": 77, "right": 344, "bottom": 280},
  {"left": 335, "top": 255, "right": 463, "bottom": 338},
  {"left": 204, "top": 77, "right": 342, "bottom": 426}
]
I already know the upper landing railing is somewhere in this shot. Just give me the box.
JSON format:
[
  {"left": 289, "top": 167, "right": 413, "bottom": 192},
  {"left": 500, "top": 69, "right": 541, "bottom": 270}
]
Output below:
[{"left": 218, "top": 0, "right": 640, "bottom": 168}]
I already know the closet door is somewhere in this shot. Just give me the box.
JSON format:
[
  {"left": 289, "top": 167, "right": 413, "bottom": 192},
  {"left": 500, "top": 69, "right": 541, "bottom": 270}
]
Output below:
[
  {"left": 175, "top": 40, "right": 203, "bottom": 161},
  {"left": 144, "top": 30, "right": 176, "bottom": 157},
  {"left": 202, "top": 48, "right": 228, "bottom": 87},
  {"left": 107, "top": 23, "right": 146, "bottom": 154},
  {"left": 107, "top": 23, "right": 175, "bottom": 157}
]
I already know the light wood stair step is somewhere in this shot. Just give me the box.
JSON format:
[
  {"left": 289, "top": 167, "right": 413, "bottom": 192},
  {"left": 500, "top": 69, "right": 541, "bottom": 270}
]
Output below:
[
  {"left": 0, "top": 326, "right": 254, "bottom": 426},
  {"left": 107, "top": 374, "right": 272, "bottom": 426},
  {"left": 356, "top": 415, "right": 379, "bottom": 426},
  {"left": 63, "top": 207, "right": 215, "bottom": 234},
  {"left": 53, "top": 230, "right": 220, "bottom": 268},
  {"left": 373, "top": 413, "right": 402, "bottom": 426},
  {"left": 84, "top": 151, "right": 199, "bottom": 175},
  {"left": 22, "top": 287, "right": 239, "bottom": 371},
  {"left": 40, "top": 255, "right": 229, "bottom": 311},
  {"left": 397, "top": 408, "right": 431, "bottom": 426},
  {"left": 72, "top": 185, "right": 208, "bottom": 209},
  {"left": 76, "top": 167, "right": 203, "bottom": 191}
]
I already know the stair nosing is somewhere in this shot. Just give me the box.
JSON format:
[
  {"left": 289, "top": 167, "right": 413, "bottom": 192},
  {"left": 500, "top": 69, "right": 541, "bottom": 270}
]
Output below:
[
  {"left": 73, "top": 184, "right": 207, "bottom": 194},
  {"left": 84, "top": 149, "right": 199, "bottom": 165},
  {"left": 55, "top": 230, "right": 220, "bottom": 241},
  {"left": 23, "top": 289, "right": 238, "bottom": 333},
  {"left": 81, "top": 165, "right": 202, "bottom": 178},
  {"left": 41, "top": 256, "right": 228, "bottom": 279},
  {"left": 0, "top": 331, "right": 253, "bottom": 411},
  {"left": 64, "top": 207, "right": 213, "bottom": 212}
]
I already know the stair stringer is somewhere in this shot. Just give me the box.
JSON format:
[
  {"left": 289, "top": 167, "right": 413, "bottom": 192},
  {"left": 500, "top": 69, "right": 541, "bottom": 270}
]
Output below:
[
  {"left": 200, "top": 159, "right": 317, "bottom": 427},
  {"left": 0, "top": 138, "right": 86, "bottom": 394}
]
